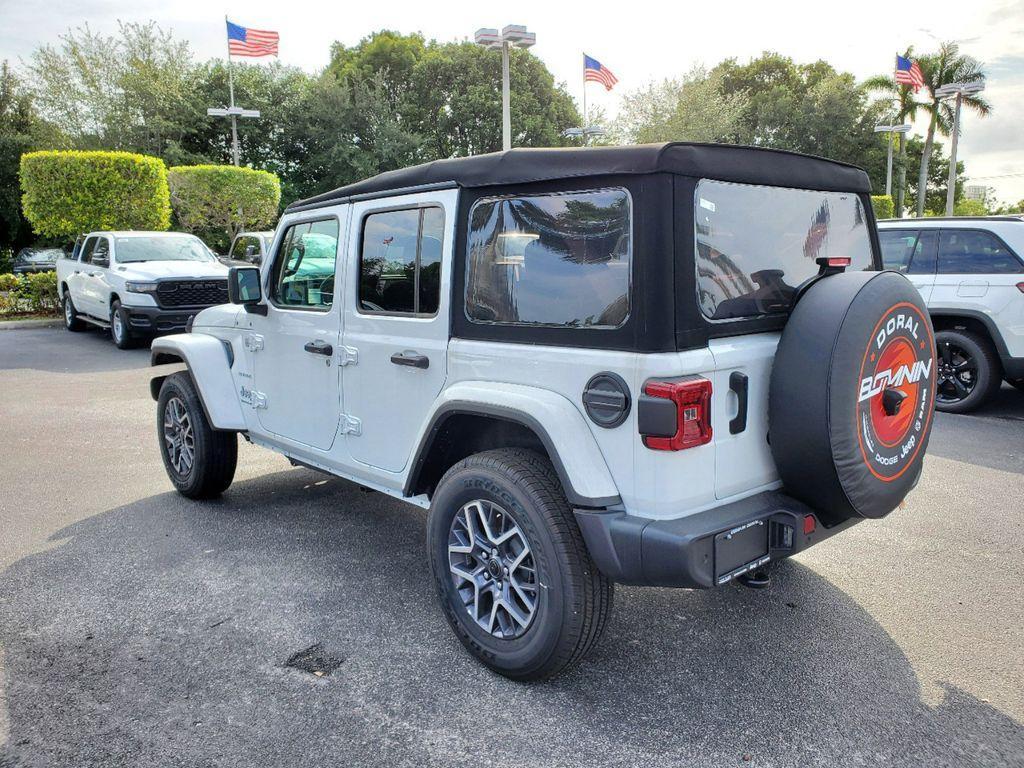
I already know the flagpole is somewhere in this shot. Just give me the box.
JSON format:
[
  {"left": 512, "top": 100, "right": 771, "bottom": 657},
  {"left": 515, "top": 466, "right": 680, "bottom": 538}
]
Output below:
[
  {"left": 226, "top": 14, "right": 239, "bottom": 166},
  {"left": 582, "top": 53, "right": 588, "bottom": 147}
]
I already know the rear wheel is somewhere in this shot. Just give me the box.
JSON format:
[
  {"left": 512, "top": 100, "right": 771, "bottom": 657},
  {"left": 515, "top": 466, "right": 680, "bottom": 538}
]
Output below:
[
  {"left": 157, "top": 372, "right": 237, "bottom": 499},
  {"left": 62, "top": 292, "right": 85, "bottom": 332},
  {"left": 935, "top": 329, "right": 1001, "bottom": 414},
  {"left": 427, "top": 449, "right": 613, "bottom": 681}
]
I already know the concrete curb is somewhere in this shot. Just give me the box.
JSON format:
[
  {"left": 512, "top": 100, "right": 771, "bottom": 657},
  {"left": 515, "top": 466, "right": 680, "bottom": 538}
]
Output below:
[{"left": 0, "top": 317, "right": 63, "bottom": 330}]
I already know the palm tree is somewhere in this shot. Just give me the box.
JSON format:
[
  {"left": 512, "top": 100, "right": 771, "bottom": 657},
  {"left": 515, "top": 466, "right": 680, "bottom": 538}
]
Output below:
[
  {"left": 915, "top": 42, "right": 990, "bottom": 217},
  {"left": 863, "top": 48, "right": 921, "bottom": 217}
]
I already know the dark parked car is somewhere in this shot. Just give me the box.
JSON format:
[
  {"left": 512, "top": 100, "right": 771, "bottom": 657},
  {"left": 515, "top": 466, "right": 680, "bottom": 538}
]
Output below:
[{"left": 13, "top": 247, "right": 62, "bottom": 274}]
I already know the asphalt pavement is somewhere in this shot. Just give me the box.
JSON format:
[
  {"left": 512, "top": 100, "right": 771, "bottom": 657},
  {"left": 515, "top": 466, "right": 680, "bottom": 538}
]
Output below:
[{"left": 0, "top": 325, "right": 1022, "bottom": 768}]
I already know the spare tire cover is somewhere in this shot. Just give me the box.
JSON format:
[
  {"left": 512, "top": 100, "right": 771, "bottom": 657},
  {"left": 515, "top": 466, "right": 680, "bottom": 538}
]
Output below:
[{"left": 769, "top": 271, "right": 936, "bottom": 523}]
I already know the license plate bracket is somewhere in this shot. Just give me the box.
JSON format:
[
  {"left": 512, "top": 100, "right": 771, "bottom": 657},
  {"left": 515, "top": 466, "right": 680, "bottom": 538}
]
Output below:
[{"left": 714, "top": 519, "right": 770, "bottom": 585}]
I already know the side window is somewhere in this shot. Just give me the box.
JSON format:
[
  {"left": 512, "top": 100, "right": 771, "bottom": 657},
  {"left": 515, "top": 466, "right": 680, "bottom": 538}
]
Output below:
[
  {"left": 907, "top": 230, "right": 937, "bottom": 275},
  {"left": 878, "top": 230, "right": 919, "bottom": 272},
  {"left": 938, "top": 230, "right": 1024, "bottom": 274},
  {"left": 359, "top": 206, "right": 445, "bottom": 315},
  {"left": 466, "top": 189, "right": 631, "bottom": 328},
  {"left": 270, "top": 219, "right": 339, "bottom": 309},
  {"left": 91, "top": 237, "right": 110, "bottom": 265},
  {"left": 79, "top": 237, "right": 97, "bottom": 264},
  {"left": 230, "top": 237, "right": 250, "bottom": 259}
]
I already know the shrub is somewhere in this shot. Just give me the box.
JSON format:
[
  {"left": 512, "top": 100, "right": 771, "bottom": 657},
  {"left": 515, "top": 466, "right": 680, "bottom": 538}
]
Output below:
[
  {"left": 20, "top": 150, "right": 171, "bottom": 239},
  {"left": 954, "top": 198, "right": 988, "bottom": 217},
  {"left": 167, "top": 165, "right": 281, "bottom": 253},
  {"left": 870, "top": 195, "right": 895, "bottom": 220},
  {"left": 0, "top": 270, "right": 58, "bottom": 316},
  {"left": 0, "top": 248, "right": 12, "bottom": 274}
]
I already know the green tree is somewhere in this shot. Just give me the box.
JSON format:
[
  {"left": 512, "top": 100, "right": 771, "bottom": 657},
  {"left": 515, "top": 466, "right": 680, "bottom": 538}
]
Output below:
[
  {"left": 903, "top": 136, "right": 965, "bottom": 215},
  {"left": 20, "top": 150, "right": 171, "bottom": 238},
  {"left": 862, "top": 48, "right": 922, "bottom": 216},
  {"left": 914, "top": 42, "right": 990, "bottom": 217},
  {"left": 25, "top": 22, "right": 197, "bottom": 160},
  {"left": 613, "top": 66, "right": 749, "bottom": 144},
  {"left": 167, "top": 164, "right": 280, "bottom": 251}
]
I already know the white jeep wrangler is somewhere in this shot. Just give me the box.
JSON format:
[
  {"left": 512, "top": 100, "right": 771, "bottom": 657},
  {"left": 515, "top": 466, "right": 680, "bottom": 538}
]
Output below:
[{"left": 150, "top": 144, "right": 937, "bottom": 680}]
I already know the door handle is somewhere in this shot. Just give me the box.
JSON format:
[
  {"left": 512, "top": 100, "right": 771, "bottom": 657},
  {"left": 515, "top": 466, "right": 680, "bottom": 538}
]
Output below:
[
  {"left": 729, "top": 371, "right": 748, "bottom": 434},
  {"left": 390, "top": 351, "right": 429, "bottom": 369},
  {"left": 303, "top": 340, "right": 333, "bottom": 356},
  {"left": 73, "top": 270, "right": 81, "bottom": 274}
]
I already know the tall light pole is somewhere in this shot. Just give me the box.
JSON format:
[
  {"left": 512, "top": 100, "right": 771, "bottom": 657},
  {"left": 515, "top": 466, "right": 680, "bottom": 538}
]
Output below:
[
  {"left": 474, "top": 25, "right": 536, "bottom": 152},
  {"left": 934, "top": 81, "right": 985, "bottom": 216},
  {"left": 207, "top": 106, "right": 261, "bottom": 166},
  {"left": 874, "top": 124, "right": 912, "bottom": 197}
]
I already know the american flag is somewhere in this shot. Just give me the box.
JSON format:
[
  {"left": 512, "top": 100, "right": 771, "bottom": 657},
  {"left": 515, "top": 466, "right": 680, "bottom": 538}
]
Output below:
[
  {"left": 894, "top": 55, "right": 924, "bottom": 92},
  {"left": 584, "top": 55, "right": 618, "bottom": 92},
  {"left": 227, "top": 20, "right": 279, "bottom": 58}
]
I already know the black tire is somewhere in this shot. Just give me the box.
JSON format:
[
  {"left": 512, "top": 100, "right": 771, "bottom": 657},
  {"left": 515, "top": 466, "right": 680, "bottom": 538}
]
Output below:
[
  {"left": 770, "top": 271, "right": 937, "bottom": 525},
  {"left": 157, "top": 372, "right": 237, "bottom": 499},
  {"left": 62, "top": 291, "right": 86, "bottom": 332},
  {"left": 427, "top": 448, "right": 613, "bottom": 681},
  {"left": 934, "top": 329, "right": 1001, "bottom": 414},
  {"left": 110, "top": 300, "right": 137, "bottom": 349}
]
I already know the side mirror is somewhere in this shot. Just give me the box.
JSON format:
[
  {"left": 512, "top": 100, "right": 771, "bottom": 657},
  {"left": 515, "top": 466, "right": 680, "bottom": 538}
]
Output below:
[
  {"left": 92, "top": 255, "right": 109, "bottom": 268},
  {"left": 228, "top": 266, "right": 263, "bottom": 306}
]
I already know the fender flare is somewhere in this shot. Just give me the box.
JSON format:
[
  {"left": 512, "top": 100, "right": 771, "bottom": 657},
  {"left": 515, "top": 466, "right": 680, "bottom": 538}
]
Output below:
[
  {"left": 150, "top": 334, "right": 246, "bottom": 431},
  {"left": 404, "top": 381, "right": 621, "bottom": 508},
  {"left": 928, "top": 308, "right": 1010, "bottom": 359}
]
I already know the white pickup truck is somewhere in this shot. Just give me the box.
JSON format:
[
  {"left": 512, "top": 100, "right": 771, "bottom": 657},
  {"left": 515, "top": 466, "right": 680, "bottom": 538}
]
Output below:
[{"left": 57, "top": 231, "right": 230, "bottom": 349}]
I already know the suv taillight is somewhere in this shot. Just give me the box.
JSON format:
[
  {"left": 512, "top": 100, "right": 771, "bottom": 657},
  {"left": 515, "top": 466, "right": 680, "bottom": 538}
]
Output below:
[
  {"left": 639, "top": 376, "right": 713, "bottom": 451},
  {"left": 1016, "top": 282, "right": 1024, "bottom": 294}
]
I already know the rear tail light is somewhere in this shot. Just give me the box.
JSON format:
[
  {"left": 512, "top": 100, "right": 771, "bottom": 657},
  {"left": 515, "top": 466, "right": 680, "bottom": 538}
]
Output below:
[
  {"left": 639, "top": 376, "right": 713, "bottom": 451},
  {"left": 1016, "top": 282, "right": 1024, "bottom": 294}
]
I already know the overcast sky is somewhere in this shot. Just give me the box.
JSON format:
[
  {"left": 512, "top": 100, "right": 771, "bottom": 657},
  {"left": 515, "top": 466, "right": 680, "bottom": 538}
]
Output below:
[{"left": 2, "top": 0, "right": 1023, "bottom": 202}]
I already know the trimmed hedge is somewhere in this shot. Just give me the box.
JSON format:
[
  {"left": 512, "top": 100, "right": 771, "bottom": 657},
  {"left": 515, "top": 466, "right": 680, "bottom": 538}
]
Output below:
[
  {"left": 168, "top": 165, "right": 280, "bottom": 252},
  {"left": 0, "top": 270, "right": 59, "bottom": 315},
  {"left": 870, "top": 195, "right": 895, "bottom": 220},
  {"left": 20, "top": 150, "right": 171, "bottom": 238}
]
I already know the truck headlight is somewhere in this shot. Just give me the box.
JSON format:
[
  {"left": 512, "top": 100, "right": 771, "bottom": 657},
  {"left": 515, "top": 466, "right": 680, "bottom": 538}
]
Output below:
[{"left": 126, "top": 281, "right": 159, "bottom": 293}]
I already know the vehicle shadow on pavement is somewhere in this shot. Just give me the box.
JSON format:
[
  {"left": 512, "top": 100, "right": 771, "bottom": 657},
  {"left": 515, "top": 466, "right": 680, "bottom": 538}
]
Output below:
[
  {"left": 928, "top": 384, "right": 1024, "bottom": 474},
  {"left": 0, "top": 469, "right": 1020, "bottom": 768}
]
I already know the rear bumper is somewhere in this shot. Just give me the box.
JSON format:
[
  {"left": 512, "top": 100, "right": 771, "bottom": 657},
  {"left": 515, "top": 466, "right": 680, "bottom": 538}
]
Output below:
[
  {"left": 123, "top": 305, "right": 208, "bottom": 334},
  {"left": 574, "top": 490, "right": 860, "bottom": 588}
]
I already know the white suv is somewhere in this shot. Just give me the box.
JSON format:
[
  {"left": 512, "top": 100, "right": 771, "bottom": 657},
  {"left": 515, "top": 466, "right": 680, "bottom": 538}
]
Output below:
[
  {"left": 877, "top": 216, "right": 1024, "bottom": 412},
  {"left": 149, "top": 144, "right": 937, "bottom": 680},
  {"left": 57, "top": 231, "right": 229, "bottom": 349}
]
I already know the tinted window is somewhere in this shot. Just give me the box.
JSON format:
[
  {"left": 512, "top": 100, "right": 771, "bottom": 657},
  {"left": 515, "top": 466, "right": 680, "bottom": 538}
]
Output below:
[
  {"left": 359, "top": 206, "right": 444, "bottom": 315},
  {"left": 91, "top": 237, "right": 110, "bottom": 264},
  {"left": 694, "top": 181, "right": 873, "bottom": 320},
  {"left": 466, "top": 189, "right": 631, "bottom": 328},
  {"left": 79, "top": 237, "right": 97, "bottom": 264},
  {"left": 908, "top": 230, "right": 938, "bottom": 275},
  {"left": 937, "top": 230, "right": 1023, "bottom": 274},
  {"left": 230, "top": 236, "right": 253, "bottom": 259},
  {"left": 879, "top": 230, "right": 919, "bottom": 271},
  {"left": 270, "top": 219, "right": 339, "bottom": 309}
]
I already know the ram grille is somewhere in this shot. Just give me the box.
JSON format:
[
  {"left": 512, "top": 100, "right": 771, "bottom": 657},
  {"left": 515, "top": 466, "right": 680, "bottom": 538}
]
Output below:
[{"left": 155, "top": 280, "right": 229, "bottom": 308}]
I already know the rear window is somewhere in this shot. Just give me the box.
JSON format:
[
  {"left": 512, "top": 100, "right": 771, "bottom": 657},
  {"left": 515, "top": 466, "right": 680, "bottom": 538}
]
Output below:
[
  {"left": 466, "top": 188, "right": 631, "bottom": 328},
  {"left": 937, "top": 230, "right": 1023, "bottom": 274},
  {"left": 695, "top": 180, "right": 873, "bottom": 321}
]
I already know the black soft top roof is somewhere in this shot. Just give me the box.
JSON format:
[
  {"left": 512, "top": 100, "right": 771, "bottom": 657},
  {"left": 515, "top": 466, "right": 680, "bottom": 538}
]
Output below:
[{"left": 287, "top": 142, "right": 872, "bottom": 213}]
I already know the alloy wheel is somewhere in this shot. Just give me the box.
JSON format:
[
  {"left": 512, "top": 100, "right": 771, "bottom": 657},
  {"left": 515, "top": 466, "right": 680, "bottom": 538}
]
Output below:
[
  {"left": 112, "top": 312, "right": 124, "bottom": 343},
  {"left": 936, "top": 340, "right": 978, "bottom": 405},
  {"left": 64, "top": 298, "right": 73, "bottom": 326},
  {"left": 447, "top": 499, "right": 538, "bottom": 639},
  {"left": 163, "top": 396, "right": 195, "bottom": 476}
]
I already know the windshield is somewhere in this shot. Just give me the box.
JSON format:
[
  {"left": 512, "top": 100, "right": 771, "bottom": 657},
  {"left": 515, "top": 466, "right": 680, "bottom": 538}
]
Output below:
[
  {"left": 694, "top": 180, "right": 874, "bottom": 321},
  {"left": 115, "top": 236, "right": 215, "bottom": 264},
  {"left": 23, "top": 249, "right": 62, "bottom": 262}
]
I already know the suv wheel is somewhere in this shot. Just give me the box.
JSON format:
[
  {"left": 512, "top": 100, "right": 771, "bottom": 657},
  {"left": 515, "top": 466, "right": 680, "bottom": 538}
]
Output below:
[
  {"left": 427, "top": 448, "right": 613, "bottom": 681},
  {"left": 157, "top": 372, "right": 238, "bottom": 499},
  {"left": 110, "top": 300, "right": 136, "bottom": 349},
  {"left": 62, "top": 292, "right": 85, "bottom": 332},
  {"left": 935, "top": 329, "right": 1001, "bottom": 413}
]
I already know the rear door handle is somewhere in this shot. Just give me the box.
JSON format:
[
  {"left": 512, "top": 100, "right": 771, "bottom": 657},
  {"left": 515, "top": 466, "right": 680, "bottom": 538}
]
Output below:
[
  {"left": 390, "top": 351, "right": 429, "bottom": 369},
  {"left": 729, "top": 371, "right": 748, "bottom": 434},
  {"left": 303, "top": 340, "right": 333, "bottom": 356}
]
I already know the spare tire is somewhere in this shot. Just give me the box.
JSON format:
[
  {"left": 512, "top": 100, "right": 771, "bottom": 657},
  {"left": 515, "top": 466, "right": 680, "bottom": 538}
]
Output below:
[{"left": 769, "top": 271, "right": 936, "bottom": 525}]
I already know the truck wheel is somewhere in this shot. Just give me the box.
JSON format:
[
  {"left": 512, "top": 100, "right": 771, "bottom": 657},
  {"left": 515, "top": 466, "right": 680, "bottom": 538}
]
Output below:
[
  {"left": 427, "top": 448, "right": 613, "bottom": 681},
  {"left": 62, "top": 292, "right": 85, "bottom": 332},
  {"left": 110, "top": 300, "right": 137, "bottom": 350},
  {"left": 157, "top": 372, "right": 237, "bottom": 499},
  {"left": 935, "top": 329, "right": 1001, "bottom": 414}
]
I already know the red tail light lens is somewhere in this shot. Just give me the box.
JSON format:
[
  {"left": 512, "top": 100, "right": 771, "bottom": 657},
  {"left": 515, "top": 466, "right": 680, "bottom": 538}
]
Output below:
[
  {"left": 641, "top": 376, "right": 713, "bottom": 451},
  {"left": 1016, "top": 282, "right": 1024, "bottom": 294}
]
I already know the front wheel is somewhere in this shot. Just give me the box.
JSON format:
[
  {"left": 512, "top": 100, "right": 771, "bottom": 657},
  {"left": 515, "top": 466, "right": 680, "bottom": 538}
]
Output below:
[
  {"left": 427, "top": 448, "right": 613, "bottom": 681},
  {"left": 935, "top": 329, "right": 1001, "bottom": 414},
  {"left": 157, "top": 372, "right": 238, "bottom": 499},
  {"left": 110, "top": 300, "right": 137, "bottom": 349}
]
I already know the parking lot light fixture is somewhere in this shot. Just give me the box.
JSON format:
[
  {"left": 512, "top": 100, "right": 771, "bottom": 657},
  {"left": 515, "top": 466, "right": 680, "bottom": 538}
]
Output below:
[
  {"left": 474, "top": 24, "right": 536, "bottom": 152},
  {"left": 873, "top": 124, "right": 912, "bottom": 198},
  {"left": 933, "top": 81, "right": 986, "bottom": 216}
]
